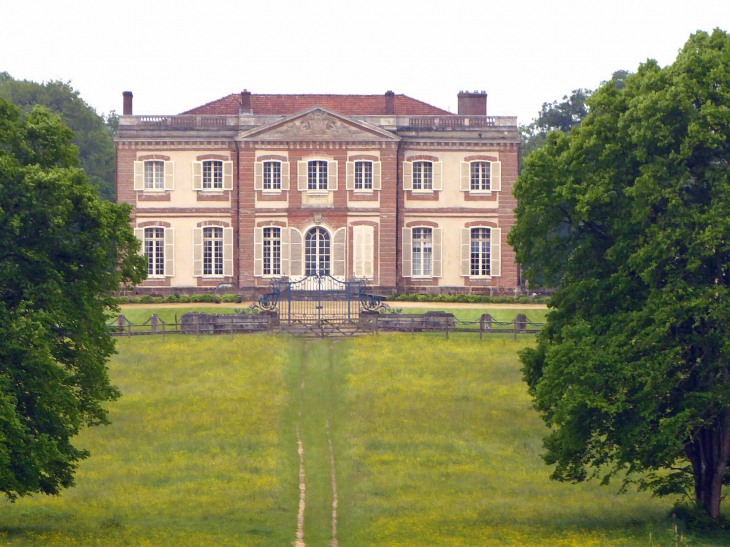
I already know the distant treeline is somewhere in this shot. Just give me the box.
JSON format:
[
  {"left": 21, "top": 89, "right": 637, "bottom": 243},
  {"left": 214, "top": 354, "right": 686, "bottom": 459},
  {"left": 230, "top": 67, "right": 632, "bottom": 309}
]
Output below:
[{"left": 0, "top": 72, "right": 117, "bottom": 201}]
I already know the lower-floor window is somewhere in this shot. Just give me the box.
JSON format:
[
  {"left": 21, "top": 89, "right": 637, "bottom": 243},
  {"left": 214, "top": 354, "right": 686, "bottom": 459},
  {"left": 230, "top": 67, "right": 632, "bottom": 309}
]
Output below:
[
  {"left": 412, "top": 227, "right": 433, "bottom": 276},
  {"left": 471, "top": 227, "right": 491, "bottom": 275},
  {"left": 203, "top": 227, "right": 223, "bottom": 275},
  {"left": 305, "top": 227, "right": 330, "bottom": 275},
  {"left": 264, "top": 227, "right": 281, "bottom": 275},
  {"left": 144, "top": 227, "right": 165, "bottom": 276}
]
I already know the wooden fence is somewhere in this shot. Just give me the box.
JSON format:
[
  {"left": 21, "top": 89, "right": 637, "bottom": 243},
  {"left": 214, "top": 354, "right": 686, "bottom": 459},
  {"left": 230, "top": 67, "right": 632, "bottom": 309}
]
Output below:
[{"left": 107, "top": 312, "right": 544, "bottom": 339}]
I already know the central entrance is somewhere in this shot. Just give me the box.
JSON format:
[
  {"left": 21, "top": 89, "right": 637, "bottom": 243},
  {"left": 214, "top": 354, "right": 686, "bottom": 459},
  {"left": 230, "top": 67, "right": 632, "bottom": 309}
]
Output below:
[{"left": 305, "top": 227, "right": 330, "bottom": 276}]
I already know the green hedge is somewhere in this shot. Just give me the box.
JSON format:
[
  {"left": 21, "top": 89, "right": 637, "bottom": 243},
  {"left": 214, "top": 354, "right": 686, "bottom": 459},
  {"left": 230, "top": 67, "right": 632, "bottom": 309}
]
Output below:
[
  {"left": 385, "top": 293, "right": 550, "bottom": 304},
  {"left": 116, "top": 294, "right": 240, "bottom": 305}
]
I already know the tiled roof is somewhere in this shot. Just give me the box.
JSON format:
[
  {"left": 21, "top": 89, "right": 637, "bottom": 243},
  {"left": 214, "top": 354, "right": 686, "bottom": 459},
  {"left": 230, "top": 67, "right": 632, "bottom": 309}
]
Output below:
[{"left": 182, "top": 93, "right": 453, "bottom": 116}]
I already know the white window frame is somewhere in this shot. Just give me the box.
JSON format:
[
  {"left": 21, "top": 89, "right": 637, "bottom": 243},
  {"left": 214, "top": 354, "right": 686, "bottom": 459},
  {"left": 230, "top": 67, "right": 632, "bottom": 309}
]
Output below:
[
  {"left": 202, "top": 227, "right": 224, "bottom": 277},
  {"left": 411, "top": 227, "right": 433, "bottom": 277},
  {"left": 412, "top": 161, "right": 433, "bottom": 193},
  {"left": 470, "top": 161, "right": 491, "bottom": 193},
  {"left": 470, "top": 227, "right": 492, "bottom": 277},
  {"left": 307, "top": 160, "right": 329, "bottom": 193},
  {"left": 143, "top": 227, "right": 166, "bottom": 278},
  {"left": 263, "top": 161, "right": 282, "bottom": 193},
  {"left": 263, "top": 227, "right": 282, "bottom": 277},
  {"left": 354, "top": 160, "right": 374, "bottom": 193},
  {"left": 144, "top": 160, "right": 165, "bottom": 191},
  {"left": 202, "top": 160, "right": 224, "bottom": 190}
]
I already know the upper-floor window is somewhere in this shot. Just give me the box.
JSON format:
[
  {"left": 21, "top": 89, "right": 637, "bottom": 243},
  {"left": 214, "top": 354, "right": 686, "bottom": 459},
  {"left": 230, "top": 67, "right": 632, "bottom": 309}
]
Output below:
[
  {"left": 144, "top": 227, "right": 165, "bottom": 276},
  {"left": 470, "top": 161, "right": 491, "bottom": 191},
  {"left": 355, "top": 161, "right": 373, "bottom": 190},
  {"left": 412, "top": 227, "right": 433, "bottom": 276},
  {"left": 308, "top": 161, "right": 328, "bottom": 190},
  {"left": 470, "top": 227, "right": 491, "bottom": 276},
  {"left": 263, "top": 227, "right": 281, "bottom": 276},
  {"left": 264, "top": 161, "right": 282, "bottom": 190},
  {"left": 412, "top": 161, "right": 433, "bottom": 191},
  {"left": 203, "top": 227, "right": 224, "bottom": 276},
  {"left": 144, "top": 161, "right": 164, "bottom": 190},
  {"left": 203, "top": 160, "right": 223, "bottom": 190}
]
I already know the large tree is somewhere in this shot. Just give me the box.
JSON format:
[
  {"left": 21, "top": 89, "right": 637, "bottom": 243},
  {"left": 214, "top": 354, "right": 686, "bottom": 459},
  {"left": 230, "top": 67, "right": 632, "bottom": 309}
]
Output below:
[
  {"left": 0, "top": 72, "right": 117, "bottom": 201},
  {"left": 509, "top": 30, "right": 730, "bottom": 520},
  {"left": 0, "top": 98, "right": 145, "bottom": 499}
]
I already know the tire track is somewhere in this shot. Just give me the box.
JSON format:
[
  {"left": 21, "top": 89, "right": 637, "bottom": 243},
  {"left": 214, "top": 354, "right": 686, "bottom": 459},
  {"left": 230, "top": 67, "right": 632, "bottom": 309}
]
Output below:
[
  {"left": 326, "top": 418, "right": 339, "bottom": 547},
  {"left": 295, "top": 343, "right": 308, "bottom": 547}
]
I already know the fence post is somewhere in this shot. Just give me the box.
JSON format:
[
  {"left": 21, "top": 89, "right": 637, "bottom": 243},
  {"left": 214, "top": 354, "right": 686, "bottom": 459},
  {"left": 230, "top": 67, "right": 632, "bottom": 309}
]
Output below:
[
  {"left": 411, "top": 316, "right": 415, "bottom": 335},
  {"left": 513, "top": 320, "right": 517, "bottom": 340},
  {"left": 197, "top": 314, "right": 201, "bottom": 337},
  {"left": 127, "top": 320, "right": 132, "bottom": 338},
  {"left": 162, "top": 320, "right": 166, "bottom": 341},
  {"left": 479, "top": 317, "right": 483, "bottom": 341},
  {"left": 229, "top": 314, "right": 234, "bottom": 335},
  {"left": 175, "top": 314, "right": 178, "bottom": 332}
]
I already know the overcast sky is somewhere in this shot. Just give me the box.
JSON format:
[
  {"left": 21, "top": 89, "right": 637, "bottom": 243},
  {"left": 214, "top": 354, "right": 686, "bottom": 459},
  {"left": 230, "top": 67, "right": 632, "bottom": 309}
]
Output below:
[{"left": 2, "top": 0, "right": 728, "bottom": 124}]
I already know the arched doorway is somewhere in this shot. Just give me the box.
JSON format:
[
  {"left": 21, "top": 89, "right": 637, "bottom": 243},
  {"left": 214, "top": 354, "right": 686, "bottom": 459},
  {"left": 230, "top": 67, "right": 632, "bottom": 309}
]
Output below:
[{"left": 305, "top": 227, "right": 331, "bottom": 276}]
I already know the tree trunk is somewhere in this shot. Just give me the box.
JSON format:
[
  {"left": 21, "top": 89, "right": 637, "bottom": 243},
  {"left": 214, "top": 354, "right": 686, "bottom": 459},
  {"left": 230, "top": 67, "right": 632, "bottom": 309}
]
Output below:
[{"left": 686, "top": 410, "right": 730, "bottom": 522}]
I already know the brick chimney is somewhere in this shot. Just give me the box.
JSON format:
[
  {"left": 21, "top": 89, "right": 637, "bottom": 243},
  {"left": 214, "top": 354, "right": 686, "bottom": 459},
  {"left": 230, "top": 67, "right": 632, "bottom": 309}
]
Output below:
[
  {"left": 240, "top": 89, "right": 252, "bottom": 115},
  {"left": 385, "top": 90, "right": 395, "bottom": 115},
  {"left": 457, "top": 90, "right": 487, "bottom": 116},
  {"left": 123, "top": 91, "right": 133, "bottom": 115}
]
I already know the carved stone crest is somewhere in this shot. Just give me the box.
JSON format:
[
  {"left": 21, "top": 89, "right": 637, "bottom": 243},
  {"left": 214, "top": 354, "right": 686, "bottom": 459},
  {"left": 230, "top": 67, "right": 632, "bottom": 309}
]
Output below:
[
  {"left": 257, "top": 110, "right": 380, "bottom": 141},
  {"left": 313, "top": 213, "right": 323, "bottom": 225}
]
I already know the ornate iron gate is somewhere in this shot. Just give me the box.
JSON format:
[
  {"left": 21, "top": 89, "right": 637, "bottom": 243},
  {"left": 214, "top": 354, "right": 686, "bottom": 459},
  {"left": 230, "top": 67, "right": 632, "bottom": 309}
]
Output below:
[{"left": 251, "top": 273, "right": 387, "bottom": 324}]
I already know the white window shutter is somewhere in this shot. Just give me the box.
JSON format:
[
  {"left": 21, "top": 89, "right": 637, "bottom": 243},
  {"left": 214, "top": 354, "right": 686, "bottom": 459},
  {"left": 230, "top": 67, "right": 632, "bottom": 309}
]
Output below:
[
  {"left": 254, "top": 227, "right": 263, "bottom": 277},
  {"left": 192, "top": 228, "right": 203, "bottom": 277},
  {"left": 164, "top": 161, "right": 174, "bottom": 190},
  {"left": 280, "top": 226, "right": 290, "bottom": 276},
  {"left": 432, "top": 161, "right": 443, "bottom": 191},
  {"left": 298, "top": 161, "right": 308, "bottom": 191},
  {"left": 364, "top": 226, "right": 374, "bottom": 278},
  {"left": 373, "top": 161, "right": 382, "bottom": 190},
  {"left": 432, "top": 228, "right": 443, "bottom": 277},
  {"left": 134, "top": 228, "right": 145, "bottom": 256},
  {"left": 328, "top": 160, "right": 338, "bottom": 191},
  {"left": 460, "top": 162, "right": 470, "bottom": 192},
  {"left": 402, "top": 227, "right": 412, "bottom": 277},
  {"left": 461, "top": 228, "right": 471, "bottom": 277},
  {"left": 134, "top": 161, "right": 144, "bottom": 190},
  {"left": 353, "top": 226, "right": 363, "bottom": 277},
  {"left": 290, "top": 228, "right": 303, "bottom": 276},
  {"left": 192, "top": 161, "right": 203, "bottom": 191},
  {"left": 223, "top": 227, "right": 234, "bottom": 277},
  {"left": 491, "top": 161, "right": 501, "bottom": 192},
  {"left": 223, "top": 161, "right": 234, "bottom": 190},
  {"left": 490, "top": 227, "right": 501, "bottom": 277},
  {"left": 281, "top": 161, "right": 290, "bottom": 191},
  {"left": 254, "top": 162, "right": 264, "bottom": 191},
  {"left": 403, "top": 161, "right": 413, "bottom": 190},
  {"left": 333, "top": 228, "right": 346, "bottom": 277},
  {"left": 164, "top": 228, "right": 175, "bottom": 277},
  {"left": 346, "top": 161, "right": 355, "bottom": 190}
]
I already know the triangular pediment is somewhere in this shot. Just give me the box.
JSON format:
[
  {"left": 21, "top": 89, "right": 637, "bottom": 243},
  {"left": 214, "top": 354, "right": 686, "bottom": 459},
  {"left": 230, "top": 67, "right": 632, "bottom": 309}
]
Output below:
[{"left": 236, "top": 107, "right": 399, "bottom": 142}]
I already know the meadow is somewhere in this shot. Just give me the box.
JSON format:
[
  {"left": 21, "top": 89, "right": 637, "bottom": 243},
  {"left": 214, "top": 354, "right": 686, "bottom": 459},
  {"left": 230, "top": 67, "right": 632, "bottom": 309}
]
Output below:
[{"left": 0, "top": 334, "right": 726, "bottom": 546}]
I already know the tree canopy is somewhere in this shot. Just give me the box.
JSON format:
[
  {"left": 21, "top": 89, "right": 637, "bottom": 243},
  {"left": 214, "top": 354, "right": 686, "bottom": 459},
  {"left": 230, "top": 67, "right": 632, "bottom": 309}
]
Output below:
[
  {"left": 509, "top": 29, "right": 730, "bottom": 520},
  {"left": 520, "top": 71, "right": 632, "bottom": 162},
  {"left": 0, "top": 72, "right": 117, "bottom": 201},
  {"left": 0, "top": 98, "right": 145, "bottom": 500}
]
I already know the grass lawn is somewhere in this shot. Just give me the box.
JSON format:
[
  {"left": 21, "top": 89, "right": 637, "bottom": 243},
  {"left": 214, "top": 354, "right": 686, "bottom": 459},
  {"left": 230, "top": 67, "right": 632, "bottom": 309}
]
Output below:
[{"left": 0, "top": 334, "right": 726, "bottom": 546}]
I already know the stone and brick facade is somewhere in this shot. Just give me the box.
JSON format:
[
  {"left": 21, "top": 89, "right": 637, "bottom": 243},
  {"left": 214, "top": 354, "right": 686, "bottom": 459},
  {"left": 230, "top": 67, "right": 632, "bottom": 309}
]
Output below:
[{"left": 116, "top": 90, "right": 520, "bottom": 296}]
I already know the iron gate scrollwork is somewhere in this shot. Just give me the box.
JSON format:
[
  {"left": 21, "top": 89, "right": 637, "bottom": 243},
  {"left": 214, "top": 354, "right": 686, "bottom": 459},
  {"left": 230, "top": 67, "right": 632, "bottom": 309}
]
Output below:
[{"left": 250, "top": 273, "right": 388, "bottom": 324}]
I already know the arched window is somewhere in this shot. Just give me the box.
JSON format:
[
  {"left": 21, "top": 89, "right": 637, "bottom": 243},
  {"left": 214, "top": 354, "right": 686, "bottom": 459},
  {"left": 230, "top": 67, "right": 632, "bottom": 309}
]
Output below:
[{"left": 305, "top": 227, "right": 331, "bottom": 275}]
